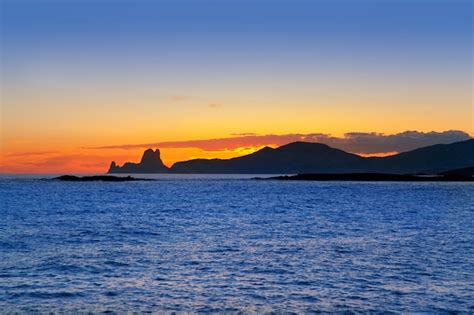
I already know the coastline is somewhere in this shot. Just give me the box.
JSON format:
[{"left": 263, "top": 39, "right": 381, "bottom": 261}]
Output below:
[{"left": 258, "top": 173, "right": 474, "bottom": 182}]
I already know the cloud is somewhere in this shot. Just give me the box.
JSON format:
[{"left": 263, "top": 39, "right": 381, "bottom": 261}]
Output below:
[
  {"left": 331, "top": 130, "right": 471, "bottom": 154},
  {"left": 0, "top": 150, "right": 138, "bottom": 174},
  {"left": 230, "top": 133, "right": 257, "bottom": 136},
  {"left": 208, "top": 103, "right": 222, "bottom": 109},
  {"left": 170, "top": 95, "right": 188, "bottom": 102},
  {"left": 88, "top": 130, "right": 471, "bottom": 155},
  {"left": 4, "top": 150, "right": 59, "bottom": 157}
]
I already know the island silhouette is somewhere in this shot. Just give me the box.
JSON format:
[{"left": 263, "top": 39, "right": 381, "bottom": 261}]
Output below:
[
  {"left": 54, "top": 175, "right": 153, "bottom": 182},
  {"left": 108, "top": 139, "right": 474, "bottom": 175},
  {"left": 109, "top": 148, "right": 168, "bottom": 174}
]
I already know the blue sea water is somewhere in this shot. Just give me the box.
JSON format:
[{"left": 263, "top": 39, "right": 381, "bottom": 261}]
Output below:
[{"left": 0, "top": 174, "right": 473, "bottom": 313}]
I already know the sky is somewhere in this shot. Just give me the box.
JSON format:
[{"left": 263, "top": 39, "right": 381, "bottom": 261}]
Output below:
[{"left": 0, "top": 0, "right": 472, "bottom": 173}]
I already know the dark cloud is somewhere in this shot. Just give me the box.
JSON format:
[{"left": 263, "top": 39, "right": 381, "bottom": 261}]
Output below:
[
  {"left": 89, "top": 130, "right": 471, "bottom": 155},
  {"left": 333, "top": 130, "right": 471, "bottom": 153}
]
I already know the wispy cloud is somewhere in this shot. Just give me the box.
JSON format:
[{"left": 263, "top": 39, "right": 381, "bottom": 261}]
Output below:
[
  {"left": 88, "top": 130, "right": 471, "bottom": 155},
  {"left": 230, "top": 133, "right": 257, "bottom": 136},
  {"left": 170, "top": 95, "right": 188, "bottom": 102},
  {"left": 4, "top": 150, "right": 60, "bottom": 157},
  {"left": 208, "top": 103, "right": 222, "bottom": 109},
  {"left": 0, "top": 151, "right": 138, "bottom": 174}
]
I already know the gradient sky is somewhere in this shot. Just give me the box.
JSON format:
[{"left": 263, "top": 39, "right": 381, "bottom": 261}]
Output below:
[{"left": 1, "top": 0, "right": 472, "bottom": 173}]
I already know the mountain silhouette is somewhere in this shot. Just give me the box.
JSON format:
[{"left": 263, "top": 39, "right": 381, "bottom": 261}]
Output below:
[
  {"left": 170, "top": 142, "right": 365, "bottom": 174},
  {"left": 440, "top": 166, "right": 474, "bottom": 177},
  {"left": 107, "top": 139, "right": 473, "bottom": 174},
  {"left": 365, "top": 139, "right": 474, "bottom": 174},
  {"left": 108, "top": 149, "right": 169, "bottom": 173}
]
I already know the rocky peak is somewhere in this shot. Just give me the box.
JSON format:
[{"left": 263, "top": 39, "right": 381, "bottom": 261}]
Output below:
[
  {"left": 108, "top": 161, "right": 118, "bottom": 173},
  {"left": 140, "top": 148, "right": 161, "bottom": 165},
  {"left": 107, "top": 148, "right": 169, "bottom": 173}
]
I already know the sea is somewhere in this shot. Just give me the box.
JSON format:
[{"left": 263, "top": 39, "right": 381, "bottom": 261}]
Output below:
[{"left": 0, "top": 174, "right": 473, "bottom": 313}]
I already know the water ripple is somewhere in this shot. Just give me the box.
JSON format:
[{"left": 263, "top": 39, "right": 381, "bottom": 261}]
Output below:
[{"left": 0, "top": 177, "right": 473, "bottom": 312}]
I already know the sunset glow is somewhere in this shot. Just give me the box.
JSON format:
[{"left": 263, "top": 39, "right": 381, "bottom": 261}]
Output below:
[{"left": 1, "top": 0, "right": 472, "bottom": 173}]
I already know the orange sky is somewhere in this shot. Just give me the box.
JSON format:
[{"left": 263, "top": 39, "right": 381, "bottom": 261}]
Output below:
[
  {"left": 1, "top": 130, "right": 472, "bottom": 174},
  {"left": 1, "top": 0, "right": 472, "bottom": 174},
  {"left": 0, "top": 145, "right": 260, "bottom": 174}
]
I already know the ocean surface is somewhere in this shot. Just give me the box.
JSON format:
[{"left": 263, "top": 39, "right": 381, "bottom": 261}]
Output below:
[{"left": 0, "top": 174, "right": 473, "bottom": 313}]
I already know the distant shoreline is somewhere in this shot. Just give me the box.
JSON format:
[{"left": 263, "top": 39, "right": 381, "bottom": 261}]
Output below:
[
  {"left": 258, "top": 173, "right": 474, "bottom": 182},
  {"left": 49, "top": 173, "right": 474, "bottom": 182},
  {"left": 53, "top": 175, "right": 154, "bottom": 182}
]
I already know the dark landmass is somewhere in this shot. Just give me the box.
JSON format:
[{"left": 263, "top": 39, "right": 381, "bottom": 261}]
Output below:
[
  {"left": 170, "top": 142, "right": 364, "bottom": 174},
  {"left": 108, "top": 139, "right": 474, "bottom": 175},
  {"left": 440, "top": 166, "right": 474, "bottom": 177},
  {"left": 260, "top": 173, "right": 474, "bottom": 182},
  {"left": 53, "top": 175, "right": 152, "bottom": 182},
  {"left": 108, "top": 149, "right": 168, "bottom": 174},
  {"left": 368, "top": 139, "right": 474, "bottom": 174}
]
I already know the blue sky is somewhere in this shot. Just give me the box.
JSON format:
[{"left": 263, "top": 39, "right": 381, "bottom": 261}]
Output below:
[{"left": 3, "top": 0, "right": 471, "bottom": 75}]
